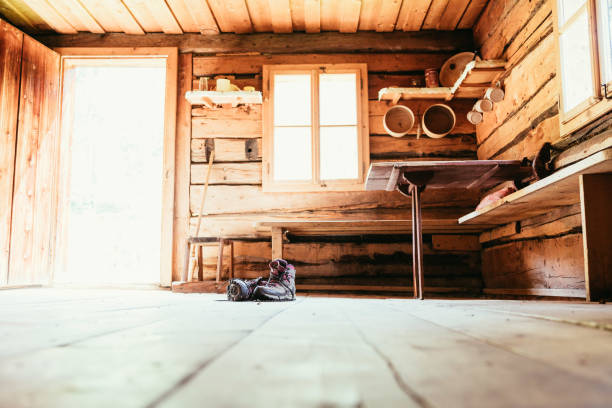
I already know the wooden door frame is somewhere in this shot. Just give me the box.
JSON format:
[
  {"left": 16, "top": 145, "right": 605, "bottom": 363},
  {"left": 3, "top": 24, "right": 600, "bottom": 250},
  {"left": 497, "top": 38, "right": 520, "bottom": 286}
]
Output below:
[{"left": 55, "top": 47, "right": 178, "bottom": 287}]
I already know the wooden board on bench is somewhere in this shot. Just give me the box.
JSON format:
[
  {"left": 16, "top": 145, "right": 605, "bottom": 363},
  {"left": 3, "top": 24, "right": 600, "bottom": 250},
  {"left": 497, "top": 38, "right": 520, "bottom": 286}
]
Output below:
[{"left": 459, "top": 149, "right": 612, "bottom": 225}]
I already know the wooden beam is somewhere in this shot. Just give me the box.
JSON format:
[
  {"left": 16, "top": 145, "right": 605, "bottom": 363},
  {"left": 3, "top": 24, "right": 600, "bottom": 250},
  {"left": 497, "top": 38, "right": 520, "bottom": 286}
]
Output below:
[
  {"left": 579, "top": 174, "right": 612, "bottom": 302},
  {"left": 172, "top": 53, "right": 192, "bottom": 282},
  {"left": 35, "top": 30, "right": 474, "bottom": 54}
]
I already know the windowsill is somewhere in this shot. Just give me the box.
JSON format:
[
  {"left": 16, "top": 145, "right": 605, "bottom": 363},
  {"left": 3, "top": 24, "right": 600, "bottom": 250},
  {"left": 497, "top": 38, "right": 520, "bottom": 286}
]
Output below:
[
  {"left": 560, "top": 96, "right": 612, "bottom": 137},
  {"left": 262, "top": 181, "right": 366, "bottom": 193}
]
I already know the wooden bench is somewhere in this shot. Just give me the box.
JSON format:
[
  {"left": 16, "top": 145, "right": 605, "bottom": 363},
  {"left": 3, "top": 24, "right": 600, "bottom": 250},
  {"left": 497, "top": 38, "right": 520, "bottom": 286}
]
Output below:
[
  {"left": 459, "top": 148, "right": 612, "bottom": 301},
  {"left": 255, "top": 219, "right": 486, "bottom": 297}
]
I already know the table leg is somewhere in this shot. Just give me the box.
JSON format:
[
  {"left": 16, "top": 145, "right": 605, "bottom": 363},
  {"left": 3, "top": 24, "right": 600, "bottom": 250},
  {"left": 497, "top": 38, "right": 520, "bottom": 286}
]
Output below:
[
  {"left": 410, "top": 187, "right": 419, "bottom": 299},
  {"left": 414, "top": 186, "right": 424, "bottom": 300}
]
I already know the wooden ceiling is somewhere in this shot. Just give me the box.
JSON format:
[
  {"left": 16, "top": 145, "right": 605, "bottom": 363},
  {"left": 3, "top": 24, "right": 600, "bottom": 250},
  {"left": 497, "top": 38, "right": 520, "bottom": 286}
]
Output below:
[{"left": 0, "top": 0, "right": 489, "bottom": 35}]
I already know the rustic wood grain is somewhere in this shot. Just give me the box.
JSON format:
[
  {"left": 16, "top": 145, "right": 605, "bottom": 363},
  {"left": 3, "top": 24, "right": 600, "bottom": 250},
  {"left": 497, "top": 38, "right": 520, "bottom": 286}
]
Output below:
[{"left": 0, "top": 19, "right": 23, "bottom": 285}]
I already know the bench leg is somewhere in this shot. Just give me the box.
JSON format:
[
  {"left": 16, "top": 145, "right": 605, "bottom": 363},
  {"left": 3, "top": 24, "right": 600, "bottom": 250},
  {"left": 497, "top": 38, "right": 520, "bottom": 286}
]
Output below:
[
  {"left": 272, "top": 227, "right": 283, "bottom": 260},
  {"left": 580, "top": 174, "right": 612, "bottom": 302},
  {"left": 216, "top": 239, "right": 225, "bottom": 283},
  {"left": 182, "top": 241, "right": 191, "bottom": 282},
  {"left": 229, "top": 241, "right": 234, "bottom": 280}
]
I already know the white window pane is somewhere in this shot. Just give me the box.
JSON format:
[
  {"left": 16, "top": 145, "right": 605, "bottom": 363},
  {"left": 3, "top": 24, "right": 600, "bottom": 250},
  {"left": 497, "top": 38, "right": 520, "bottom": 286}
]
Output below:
[
  {"left": 558, "top": 0, "right": 586, "bottom": 25},
  {"left": 273, "top": 74, "right": 311, "bottom": 126},
  {"left": 600, "top": 0, "right": 612, "bottom": 83},
  {"left": 273, "top": 127, "right": 312, "bottom": 181},
  {"left": 560, "top": 10, "right": 594, "bottom": 112},
  {"left": 320, "top": 126, "right": 359, "bottom": 180},
  {"left": 319, "top": 73, "right": 358, "bottom": 126}
]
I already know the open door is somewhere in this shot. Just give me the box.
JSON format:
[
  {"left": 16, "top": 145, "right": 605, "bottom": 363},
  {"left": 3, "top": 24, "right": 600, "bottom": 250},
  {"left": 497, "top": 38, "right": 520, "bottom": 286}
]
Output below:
[{"left": 1, "top": 22, "right": 61, "bottom": 287}]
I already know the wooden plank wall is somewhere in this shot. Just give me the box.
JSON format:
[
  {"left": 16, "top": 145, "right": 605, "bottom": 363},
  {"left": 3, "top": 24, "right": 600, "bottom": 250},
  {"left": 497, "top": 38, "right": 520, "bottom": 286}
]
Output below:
[
  {"left": 2, "top": 25, "right": 61, "bottom": 286},
  {"left": 473, "top": 0, "right": 586, "bottom": 295},
  {"left": 0, "top": 19, "right": 23, "bottom": 285},
  {"left": 183, "top": 51, "right": 482, "bottom": 290}
]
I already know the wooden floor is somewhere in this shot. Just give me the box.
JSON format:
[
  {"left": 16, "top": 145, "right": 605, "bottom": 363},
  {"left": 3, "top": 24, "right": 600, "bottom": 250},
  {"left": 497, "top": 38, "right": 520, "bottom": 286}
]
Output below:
[{"left": 0, "top": 289, "right": 611, "bottom": 407}]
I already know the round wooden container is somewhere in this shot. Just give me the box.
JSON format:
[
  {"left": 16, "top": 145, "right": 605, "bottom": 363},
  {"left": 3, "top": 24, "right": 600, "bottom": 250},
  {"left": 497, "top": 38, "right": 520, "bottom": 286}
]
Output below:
[
  {"left": 383, "top": 105, "right": 415, "bottom": 138},
  {"left": 422, "top": 104, "right": 456, "bottom": 138}
]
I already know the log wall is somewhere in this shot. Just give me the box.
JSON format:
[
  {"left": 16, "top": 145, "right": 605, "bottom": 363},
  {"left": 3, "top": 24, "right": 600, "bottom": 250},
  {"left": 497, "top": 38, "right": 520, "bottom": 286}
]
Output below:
[
  {"left": 181, "top": 51, "right": 482, "bottom": 290},
  {"left": 0, "top": 19, "right": 61, "bottom": 286},
  {"left": 473, "top": 0, "right": 609, "bottom": 295}
]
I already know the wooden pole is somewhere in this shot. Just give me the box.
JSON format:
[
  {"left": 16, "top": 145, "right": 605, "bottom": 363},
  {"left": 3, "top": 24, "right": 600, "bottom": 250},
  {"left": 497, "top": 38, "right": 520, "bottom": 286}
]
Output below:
[{"left": 187, "top": 150, "right": 214, "bottom": 281}]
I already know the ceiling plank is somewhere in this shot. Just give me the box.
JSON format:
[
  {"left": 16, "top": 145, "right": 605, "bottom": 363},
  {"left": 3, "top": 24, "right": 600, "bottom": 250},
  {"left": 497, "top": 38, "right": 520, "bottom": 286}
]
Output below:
[
  {"left": 422, "top": 0, "right": 450, "bottom": 30},
  {"left": 79, "top": 0, "right": 144, "bottom": 34},
  {"left": 39, "top": 30, "right": 474, "bottom": 54},
  {"left": 397, "top": 0, "right": 432, "bottom": 31},
  {"left": 358, "top": 0, "right": 380, "bottom": 30},
  {"left": 0, "top": 0, "right": 47, "bottom": 32},
  {"left": 375, "top": 0, "right": 401, "bottom": 32},
  {"left": 208, "top": 0, "right": 253, "bottom": 34},
  {"left": 142, "top": 0, "right": 183, "bottom": 33},
  {"left": 246, "top": 0, "right": 273, "bottom": 32},
  {"left": 303, "top": 0, "right": 321, "bottom": 33},
  {"left": 122, "top": 0, "right": 161, "bottom": 32},
  {"left": 339, "top": 0, "right": 361, "bottom": 33},
  {"left": 457, "top": 0, "right": 488, "bottom": 29},
  {"left": 437, "top": 0, "right": 471, "bottom": 30},
  {"left": 320, "top": 0, "right": 340, "bottom": 31},
  {"left": 22, "top": 0, "right": 77, "bottom": 33},
  {"left": 164, "top": 0, "right": 197, "bottom": 32},
  {"left": 49, "top": 0, "right": 104, "bottom": 33},
  {"left": 289, "top": 0, "right": 305, "bottom": 31},
  {"left": 177, "top": 0, "right": 219, "bottom": 34},
  {"left": 268, "top": 0, "right": 292, "bottom": 33}
]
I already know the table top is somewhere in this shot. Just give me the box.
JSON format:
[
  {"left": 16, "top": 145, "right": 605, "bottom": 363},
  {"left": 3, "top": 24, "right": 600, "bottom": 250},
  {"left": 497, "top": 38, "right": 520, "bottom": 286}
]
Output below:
[{"left": 366, "top": 160, "right": 533, "bottom": 191}]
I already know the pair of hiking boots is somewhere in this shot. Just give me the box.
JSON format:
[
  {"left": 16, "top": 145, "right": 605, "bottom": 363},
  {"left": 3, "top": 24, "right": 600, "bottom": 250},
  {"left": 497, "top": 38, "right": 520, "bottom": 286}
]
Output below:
[{"left": 227, "top": 258, "right": 296, "bottom": 302}]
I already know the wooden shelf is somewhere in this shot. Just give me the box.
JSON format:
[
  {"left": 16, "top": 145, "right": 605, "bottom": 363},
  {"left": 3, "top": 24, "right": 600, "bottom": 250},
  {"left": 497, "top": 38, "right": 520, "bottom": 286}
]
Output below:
[
  {"left": 185, "top": 90, "right": 262, "bottom": 107},
  {"left": 458, "top": 148, "right": 612, "bottom": 225},
  {"left": 378, "top": 59, "right": 505, "bottom": 103}
]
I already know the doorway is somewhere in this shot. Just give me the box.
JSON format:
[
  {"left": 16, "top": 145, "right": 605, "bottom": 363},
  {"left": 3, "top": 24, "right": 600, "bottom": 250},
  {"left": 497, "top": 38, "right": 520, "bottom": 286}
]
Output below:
[{"left": 56, "top": 59, "right": 168, "bottom": 285}]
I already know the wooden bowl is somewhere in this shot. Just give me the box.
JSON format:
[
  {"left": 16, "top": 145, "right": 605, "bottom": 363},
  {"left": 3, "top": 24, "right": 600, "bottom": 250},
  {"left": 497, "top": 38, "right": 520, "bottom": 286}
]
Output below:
[{"left": 383, "top": 105, "right": 415, "bottom": 138}]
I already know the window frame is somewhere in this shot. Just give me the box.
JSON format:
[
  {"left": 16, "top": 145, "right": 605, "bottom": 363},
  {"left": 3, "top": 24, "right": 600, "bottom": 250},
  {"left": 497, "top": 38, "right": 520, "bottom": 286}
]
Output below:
[
  {"left": 553, "top": 0, "right": 612, "bottom": 137},
  {"left": 262, "top": 64, "right": 369, "bottom": 192}
]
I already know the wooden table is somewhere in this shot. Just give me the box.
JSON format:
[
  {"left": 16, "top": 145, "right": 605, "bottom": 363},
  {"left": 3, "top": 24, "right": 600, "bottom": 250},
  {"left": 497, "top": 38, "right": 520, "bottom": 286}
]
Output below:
[{"left": 366, "top": 160, "right": 533, "bottom": 299}]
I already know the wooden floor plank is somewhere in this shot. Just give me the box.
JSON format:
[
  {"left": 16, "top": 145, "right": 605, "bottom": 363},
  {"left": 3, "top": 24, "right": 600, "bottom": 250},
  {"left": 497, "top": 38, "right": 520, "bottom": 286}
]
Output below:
[{"left": 0, "top": 290, "right": 611, "bottom": 407}]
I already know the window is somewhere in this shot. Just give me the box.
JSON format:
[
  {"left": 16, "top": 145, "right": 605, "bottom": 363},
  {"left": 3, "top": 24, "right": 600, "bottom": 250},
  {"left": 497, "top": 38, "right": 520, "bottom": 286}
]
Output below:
[
  {"left": 262, "top": 64, "right": 369, "bottom": 191},
  {"left": 554, "top": 0, "right": 612, "bottom": 136}
]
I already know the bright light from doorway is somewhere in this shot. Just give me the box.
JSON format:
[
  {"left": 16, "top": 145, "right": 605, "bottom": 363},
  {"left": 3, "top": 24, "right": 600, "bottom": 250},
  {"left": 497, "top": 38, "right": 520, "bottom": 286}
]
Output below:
[{"left": 55, "top": 62, "right": 166, "bottom": 285}]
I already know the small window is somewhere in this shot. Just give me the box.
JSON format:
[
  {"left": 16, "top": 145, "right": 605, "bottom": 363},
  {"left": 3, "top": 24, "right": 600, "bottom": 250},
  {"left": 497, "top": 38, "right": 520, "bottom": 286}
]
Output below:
[
  {"left": 554, "top": 0, "right": 612, "bottom": 135},
  {"left": 556, "top": 0, "right": 596, "bottom": 115},
  {"left": 263, "top": 64, "right": 368, "bottom": 192},
  {"left": 597, "top": 0, "right": 612, "bottom": 88}
]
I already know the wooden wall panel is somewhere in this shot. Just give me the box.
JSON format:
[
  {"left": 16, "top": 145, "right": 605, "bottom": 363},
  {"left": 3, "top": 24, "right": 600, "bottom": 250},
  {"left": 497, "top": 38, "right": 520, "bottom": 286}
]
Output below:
[
  {"left": 184, "top": 50, "right": 481, "bottom": 290},
  {"left": 473, "top": 0, "right": 607, "bottom": 297},
  {"left": 172, "top": 53, "right": 193, "bottom": 282},
  {"left": 0, "top": 20, "right": 23, "bottom": 285},
  {"left": 482, "top": 234, "right": 585, "bottom": 291},
  {"left": 8, "top": 36, "right": 60, "bottom": 285},
  {"left": 193, "top": 240, "right": 481, "bottom": 290},
  {"left": 474, "top": 0, "right": 560, "bottom": 161}
]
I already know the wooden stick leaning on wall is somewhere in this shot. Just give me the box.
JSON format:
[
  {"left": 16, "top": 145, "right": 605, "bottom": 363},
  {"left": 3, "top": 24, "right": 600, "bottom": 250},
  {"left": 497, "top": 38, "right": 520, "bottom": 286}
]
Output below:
[{"left": 187, "top": 150, "right": 215, "bottom": 281}]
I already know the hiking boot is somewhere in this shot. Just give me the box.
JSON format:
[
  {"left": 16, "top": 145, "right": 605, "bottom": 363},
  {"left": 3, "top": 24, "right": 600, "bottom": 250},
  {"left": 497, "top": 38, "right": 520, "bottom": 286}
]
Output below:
[
  {"left": 252, "top": 259, "right": 296, "bottom": 301},
  {"left": 227, "top": 277, "right": 265, "bottom": 301}
]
